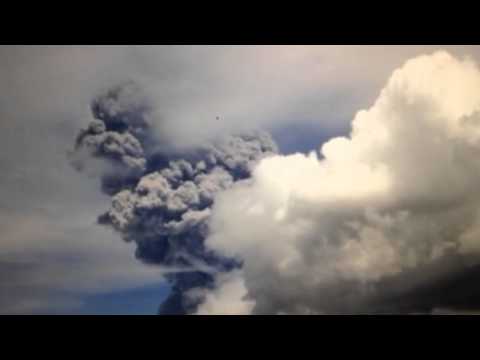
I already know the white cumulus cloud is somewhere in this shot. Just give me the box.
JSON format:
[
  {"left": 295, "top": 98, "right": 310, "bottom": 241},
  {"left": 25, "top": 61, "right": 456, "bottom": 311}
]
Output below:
[{"left": 203, "top": 51, "right": 480, "bottom": 314}]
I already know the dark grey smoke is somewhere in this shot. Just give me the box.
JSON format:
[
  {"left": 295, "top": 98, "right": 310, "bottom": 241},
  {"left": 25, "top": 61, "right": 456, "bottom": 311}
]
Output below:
[{"left": 70, "top": 82, "right": 278, "bottom": 314}]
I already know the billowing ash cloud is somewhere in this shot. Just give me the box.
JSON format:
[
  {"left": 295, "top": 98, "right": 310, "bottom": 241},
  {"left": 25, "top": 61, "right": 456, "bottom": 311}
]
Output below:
[
  {"left": 70, "top": 81, "right": 154, "bottom": 195},
  {"left": 70, "top": 82, "right": 278, "bottom": 314},
  {"left": 199, "top": 51, "right": 480, "bottom": 314}
]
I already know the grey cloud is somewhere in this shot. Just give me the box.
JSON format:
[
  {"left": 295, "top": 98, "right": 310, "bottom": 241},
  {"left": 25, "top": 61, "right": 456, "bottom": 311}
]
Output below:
[
  {"left": 73, "top": 121, "right": 146, "bottom": 173},
  {"left": 69, "top": 82, "right": 279, "bottom": 313}
]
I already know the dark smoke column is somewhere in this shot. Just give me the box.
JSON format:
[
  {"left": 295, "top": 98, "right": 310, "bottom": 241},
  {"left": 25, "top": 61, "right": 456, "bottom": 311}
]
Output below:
[{"left": 70, "top": 82, "right": 278, "bottom": 314}]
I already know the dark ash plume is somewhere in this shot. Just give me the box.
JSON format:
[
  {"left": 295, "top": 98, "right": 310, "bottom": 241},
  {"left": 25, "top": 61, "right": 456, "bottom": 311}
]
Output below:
[{"left": 70, "top": 82, "right": 278, "bottom": 314}]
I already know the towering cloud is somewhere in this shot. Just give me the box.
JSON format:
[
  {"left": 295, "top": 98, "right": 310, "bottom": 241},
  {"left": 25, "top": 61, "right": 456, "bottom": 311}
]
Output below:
[
  {"left": 70, "top": 82, "right": 278, "bottom": 313},
  {"left": 202, "top": 51, "right": 480, "bottom": 314}
]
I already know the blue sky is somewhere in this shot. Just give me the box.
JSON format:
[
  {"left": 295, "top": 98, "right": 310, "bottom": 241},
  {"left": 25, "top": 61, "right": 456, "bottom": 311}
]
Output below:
[{"left": 73, "top": 284, "right": 171, "bottom": 315}]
